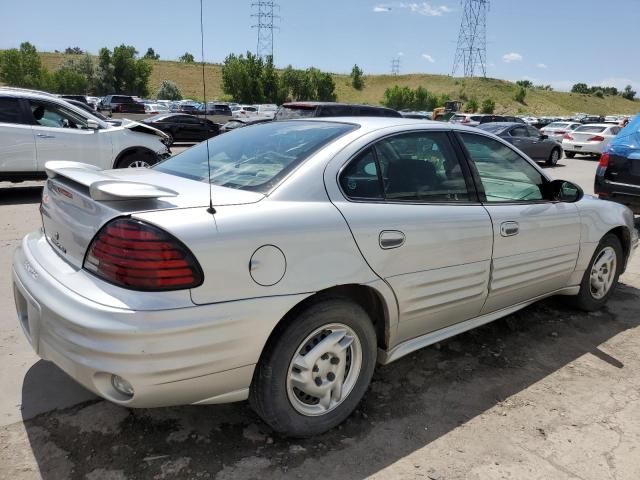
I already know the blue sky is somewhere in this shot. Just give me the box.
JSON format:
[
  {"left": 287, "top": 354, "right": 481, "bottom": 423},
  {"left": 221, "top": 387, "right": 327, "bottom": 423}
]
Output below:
[{"left": 2, "top": 0, "right": 639, "bottom": 92}]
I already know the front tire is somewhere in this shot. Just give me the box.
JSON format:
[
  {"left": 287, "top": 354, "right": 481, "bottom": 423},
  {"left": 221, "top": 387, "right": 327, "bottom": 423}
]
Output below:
[
  {"left": 565, "top": 151, "right": 576, "bottom": 158},
  {"left": 249, "top": 298, "right": 377, "bottom": 437},
  {"left": 570, "top": 234, "right": 623, "bottom": 311},
  {"left": 546, "top": 148, "right": 561, "bottom": 166},
  {"left": 116, "top": 151, "right": 157, "bottom": 168}
]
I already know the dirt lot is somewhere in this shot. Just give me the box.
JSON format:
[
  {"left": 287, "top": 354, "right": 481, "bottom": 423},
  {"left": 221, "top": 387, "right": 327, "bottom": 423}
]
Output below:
[{"left": 1, "top": 155, "right": 639, "bottom": 480}]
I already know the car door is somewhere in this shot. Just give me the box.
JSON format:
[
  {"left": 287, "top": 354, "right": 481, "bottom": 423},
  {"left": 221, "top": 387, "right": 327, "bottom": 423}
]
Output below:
[
  {"left": 328, "top": 129, "right": 494, "bottom": 344},
  {"left": 506, "top": 125, "right": 537, "bottom": 158},
  {"left": 0, "top": 96, "right": 37, "bottom": 172},
  {"left": 28, "top": 100, "right": 113, "bottom": 170},
  {"left": 457, "top": 132, "right": 581, "bottom": 313},
  {"left": 526, "top": 125, "right": 551, "bottom": 159}
]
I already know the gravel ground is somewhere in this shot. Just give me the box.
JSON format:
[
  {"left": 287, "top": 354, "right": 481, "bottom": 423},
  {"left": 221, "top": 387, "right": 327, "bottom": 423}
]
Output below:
[{"left": 1, "top": 154, "right": 639, "bottom": 480}]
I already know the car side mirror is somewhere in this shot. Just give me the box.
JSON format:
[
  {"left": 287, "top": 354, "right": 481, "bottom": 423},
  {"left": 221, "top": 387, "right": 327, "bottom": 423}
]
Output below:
[
  {"left": 548, "top": 179, "right": 583, "bottom": 202},
  {"left": 86, "top": 119, "right": 100, "bottom": 130}
]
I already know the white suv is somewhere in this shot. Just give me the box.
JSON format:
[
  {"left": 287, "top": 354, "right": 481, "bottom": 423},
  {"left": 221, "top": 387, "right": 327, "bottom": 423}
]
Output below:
[{"left": 0, "top": 88, "right": 170, "bottom": 182}]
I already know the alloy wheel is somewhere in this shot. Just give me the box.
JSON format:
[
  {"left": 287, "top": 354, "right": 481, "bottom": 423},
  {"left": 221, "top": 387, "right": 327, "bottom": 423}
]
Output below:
[{"left": 590, "top": 246, "right": 617, "bottom": 300}]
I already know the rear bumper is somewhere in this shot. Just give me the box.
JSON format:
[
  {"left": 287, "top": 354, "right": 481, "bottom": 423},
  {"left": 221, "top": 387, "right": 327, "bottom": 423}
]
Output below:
[
  {"left": 595, "top": 178, "right": 640, "bottom": 214},
  {"left": 563, "top": 141, "right": 604, "bottom": 154},
  {"left": 13, "top": 233, "right": 308, "bottom": 408}
]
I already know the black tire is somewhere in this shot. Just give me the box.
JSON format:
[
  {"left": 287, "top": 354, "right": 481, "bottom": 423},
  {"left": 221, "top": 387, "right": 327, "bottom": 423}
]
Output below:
[
  {"left": 565, "top": 151, "right": 576, "bottom": 158},
  {"left": 116, "top": 151, "right": 157, "bottom": 169},
  {"left": 249, "top": 297, "right": 377, "bottom": 437},
  {"left": 570, "top": 234, "right": 623, "bottom": 311},
  {"left": 546, "top": 147, "right": 561, "bottom": 166}
]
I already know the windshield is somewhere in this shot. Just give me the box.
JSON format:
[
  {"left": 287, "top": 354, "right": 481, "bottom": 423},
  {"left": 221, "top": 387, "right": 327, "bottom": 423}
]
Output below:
[
  {"left": 275, "top": 105, "right": 317, "bottom": 120},
  {"left": 155, "top": 121, "right": 357, "bottom": 193}
]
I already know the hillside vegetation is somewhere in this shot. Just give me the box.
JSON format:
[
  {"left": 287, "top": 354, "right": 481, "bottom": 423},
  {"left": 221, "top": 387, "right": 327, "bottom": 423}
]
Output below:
[{"left": 36, "top": 52, "right": 640, "bottom": 116}]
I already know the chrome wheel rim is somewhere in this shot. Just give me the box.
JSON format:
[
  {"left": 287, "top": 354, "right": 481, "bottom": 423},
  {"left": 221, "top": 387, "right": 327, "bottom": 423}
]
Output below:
[
  {"left": 286, "top": 323, "right": 362, "bottom": 416},
  {"left": 590, "top": 246, "right": 616, "bottom": 300},
  {"left": 128, "top": 160, "right": 151, "bottom": 168}
]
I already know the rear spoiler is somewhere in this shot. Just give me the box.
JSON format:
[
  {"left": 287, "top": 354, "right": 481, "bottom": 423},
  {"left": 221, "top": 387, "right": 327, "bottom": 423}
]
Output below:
[{"left": 45, "top": 161, "right": 178, "bottom": 201}]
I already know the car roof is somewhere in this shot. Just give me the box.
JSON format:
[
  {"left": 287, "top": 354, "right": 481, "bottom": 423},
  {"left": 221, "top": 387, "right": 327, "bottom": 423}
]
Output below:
[
  {"left": 282, "top": 101, "right": 395, "bottom": 110},
  {"left": 479, "top": 122, "right": 520, "bottom": 127},
  {"left": 0, "top": 86, "right": 58, "bottom": 100}
]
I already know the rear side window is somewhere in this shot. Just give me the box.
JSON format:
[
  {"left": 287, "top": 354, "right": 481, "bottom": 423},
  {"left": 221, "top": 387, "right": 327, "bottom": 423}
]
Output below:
[
  {"left": 0, "top": 97, "right": 24, "bottom": 124},
  {"left": 340, "top": 148, "right": 382, "bottom": 199}
]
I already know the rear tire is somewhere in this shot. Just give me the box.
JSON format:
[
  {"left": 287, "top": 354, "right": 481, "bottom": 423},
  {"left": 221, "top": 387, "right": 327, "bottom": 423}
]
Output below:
[
  {"left": 565, "top": 151, "right": 576, "bottom": 158},
  {"left": 249, "top": 298, "right": 377, "bottom": 438},
  {"left": 546, "top": 148, "right": 561, "bottom": 166},
  {"left": 570, "top": 234, "right": 623, "bottom": 311}
]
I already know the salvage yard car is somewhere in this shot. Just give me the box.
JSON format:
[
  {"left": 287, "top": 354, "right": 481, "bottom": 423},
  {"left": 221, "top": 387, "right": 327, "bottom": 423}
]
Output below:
[
  {"left": 12, "top": 118, "right": 638, "bottom": 437},
  {"left": 0, "top": 88, "right": 171, "bottom": 181}
]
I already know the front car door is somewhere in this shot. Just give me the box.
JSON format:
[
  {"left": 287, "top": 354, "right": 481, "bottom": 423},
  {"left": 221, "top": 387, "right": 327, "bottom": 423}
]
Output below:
[
  {"left": 326, "top": 128, "right": 494, "bottom": 344},
  {"left": 506, "top": 125, "right": 538, "bottom": 158},
  {"left": 456, "top": 132, "right": 581, "bottom": 313},
  {"left": 0, "top": 96, "right": 37, "bottom": 173},
  {"left": 28, "top": 100, "right": 113, "bottom": 170}
]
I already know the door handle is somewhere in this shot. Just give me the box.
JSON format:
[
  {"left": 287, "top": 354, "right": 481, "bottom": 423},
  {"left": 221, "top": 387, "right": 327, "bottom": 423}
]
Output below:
[
  {"left": 379, "top": 230, "right": 405, "bottom": 249},
  {"left": 37, "top": 133, "right": 56, "bottom": 139},
  {"left": 500, "top": 221, "right": 519, "bottom": 237}
]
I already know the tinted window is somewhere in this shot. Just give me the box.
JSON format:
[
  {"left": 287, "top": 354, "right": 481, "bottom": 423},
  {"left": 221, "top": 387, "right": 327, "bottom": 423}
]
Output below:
[
  {"left": 112, "top": 96, "right": 134, "bottom": 103},
  {"left": 340, "top": 148, "right": 382, "bottom": 199},
  {"left": 155, "top": 121, "right": 356, "bottom": 192},
  {"left": 375, "top": 132, "right": 470, "bottom": 202},
  {"left": 511, "top": 127, "right": 528, "bottom": 137},
  {"left": 460, "top": 133, "right": 545, "bottom": 202},
  {"left": 526, "top": 126, "right": 541, "bottom": 137},
  {"left": 0, "top": 97, "right": 24, "bottom": 124},
  {"left": 320, "top": 105, "right": 353, "bottom": 116}
]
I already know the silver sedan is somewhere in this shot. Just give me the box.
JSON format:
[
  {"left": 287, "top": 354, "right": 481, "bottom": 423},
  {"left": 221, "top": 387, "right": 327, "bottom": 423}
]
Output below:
[{"left": 12, "top": 118, "right": 638, "bottom": 437}]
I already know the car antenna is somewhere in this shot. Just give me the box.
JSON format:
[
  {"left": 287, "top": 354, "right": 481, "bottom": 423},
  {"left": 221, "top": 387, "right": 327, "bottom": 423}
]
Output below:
[{"left": 200, "top": 0, "right": 216, "bottom": 215}]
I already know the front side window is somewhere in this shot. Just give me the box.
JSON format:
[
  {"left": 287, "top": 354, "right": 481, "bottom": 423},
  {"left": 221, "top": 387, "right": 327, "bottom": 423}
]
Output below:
[
  {"left": 155, "top": 121, "right": 356, "bottom": 193},
  {"left": 29, "top": 101, "right": 88, "bottom": 129},
  {"left": 340, "top": 131, "right": 471, "bottom": 202},
  {"left": 459, "top": 133, "right": 546, "bottom": 203},
  {"left": 526, "top": 126, "right": 542, "bottom": 137},
  {"left": 510, "top": 126, "right": 528, "bottom": 137}
]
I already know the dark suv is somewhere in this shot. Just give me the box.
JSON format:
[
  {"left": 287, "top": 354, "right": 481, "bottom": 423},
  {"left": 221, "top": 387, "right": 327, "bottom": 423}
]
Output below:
[
  {"left": 274, "top": 102, "right": 401, "bottom": 120},
  {"left": 98, "top": 95, "right": 146, "bottom": 114},
  {"left": 595, "top": 115, "right": 640, "bottom": 213}
]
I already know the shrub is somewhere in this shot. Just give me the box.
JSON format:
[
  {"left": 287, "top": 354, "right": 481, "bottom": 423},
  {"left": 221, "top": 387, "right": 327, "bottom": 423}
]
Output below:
[
  {"left": 514, "top": 86, "right": 527, "bottom": 103},
  {"left": 156, "top": 80, "right": 182, "bottom": 100},
  {"left": 350, "top": 64, "right": 365, "bottom": 90},
  {"left": 465, "top": 97, "right": 479, "bottom": 113},
  {"left": 480, "top": 98, "right": 495, "bottom": 114}
]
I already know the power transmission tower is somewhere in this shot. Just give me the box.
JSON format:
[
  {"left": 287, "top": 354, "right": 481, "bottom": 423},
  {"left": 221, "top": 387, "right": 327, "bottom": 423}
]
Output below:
[
  {"left": 391, "top": 58, "right": 400, "bottom": 75},
  {"left": 251, "top": 1, "right": 280, "bottom": 59},
  {"left": 451, "top": 0, "right": 489, "bottom": 77}
]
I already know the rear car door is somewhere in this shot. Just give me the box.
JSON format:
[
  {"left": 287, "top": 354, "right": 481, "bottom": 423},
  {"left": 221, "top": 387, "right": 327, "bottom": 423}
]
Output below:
[
  {"left": 0, "top": 96, "right": 37, "bottom": 173},
  {"left": 507, "top": 125, "right": 537, "bottom": 158},
  {"left": 457, "top": 132, "right": 581, "bottom": 313},
  {"left": 329, "top": 130, "right": 494, "bottom": 344},
  {"left": 526, "top": 125, "right": 550, "bottom": 159},
  {"left": 28, "top": 100, "right": 113, "bottom": 170}
]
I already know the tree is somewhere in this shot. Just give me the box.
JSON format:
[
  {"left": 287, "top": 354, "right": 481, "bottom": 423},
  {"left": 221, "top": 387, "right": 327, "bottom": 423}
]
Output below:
[
  {"left": 514, "top": 86, "right": 527, "bottom": 103},
  {"left": 465, "top": 97, "right": 479, "bottom": 113},
  {"left": 111, "top": 45, "right": 151, "bottom": 96},
  {"left": 571, "top": 83, "right": 590, "bottom": 94},
  {"left": 94, "top": 47, "right": 115, "bottom": 95},
  {"left": 143, "top": 48, "right": 160, "bottom": 60},
  {"left": 516, "top": 80, "right": 532, "bottom": 88},
  {"left": 262, "top": 56, "right": 285, "bottom": 104},
  {"left": 221, "top": 52, "right": 265, "bottom": 104},
  {"left": 622, "top": 85, "right": 637, "bottom": 100},
  {"left": 60, "top": 53, "right": 95, "bottom": 93},
  {"left": 179, "top": 52, "right": 195, "bottom": 63},
  {"left": 49, "top": 68, "right": 88, "bottom": 93},
  {"left": 350, "top": 64, "right": 365, "bottom": 90},
  {"left": 593, "top": 89, "right": 604, "bottom": 98},
  {"left": 156, "top": 80, "right": 182, "bottom": 100},
  {"left": 0, "top": 42, "right": 48, "bottom": 89},
  {"left": 481, "top": 98, "right": 495, "bottom": 114},
  {"left": 64, "top": 47, "right": 84, "bottom": 55},
  {"left": 382, "top": 85, "right": 414, "bottom": 110}
]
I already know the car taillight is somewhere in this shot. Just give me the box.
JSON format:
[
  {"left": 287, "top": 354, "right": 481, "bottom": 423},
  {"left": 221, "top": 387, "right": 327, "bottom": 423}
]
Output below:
[
  {"left": 84, "top": 218, "right": 204, "bottom": 291},
  {"left": 588, "top": 135, "right": 605, "bottom": 142},
  {"left": 598, "top": 151, "right": 609, "bottom": 168},
  {"left": 554, "top": 131, "right": 566, "bottom": 135},
  {"left": 563, "top": 133, "right": 573, "bottom": 140}
]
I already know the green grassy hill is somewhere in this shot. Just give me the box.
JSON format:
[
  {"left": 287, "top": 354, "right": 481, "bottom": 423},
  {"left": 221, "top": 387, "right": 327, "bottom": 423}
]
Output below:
[{"left": 29, "top": 52, "right": 639, "bottom": 116}]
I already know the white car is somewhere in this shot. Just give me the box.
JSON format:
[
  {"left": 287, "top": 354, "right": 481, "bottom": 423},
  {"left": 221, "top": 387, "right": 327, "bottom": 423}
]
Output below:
[
  {"left": 144, "top": 103, "right": 170, "bottom": 115},
  {"left": 0, "top": 88, "right": 170, "bottom": 181},
  {"left": 562, "top": 123, "right": 621, "bottom": 158},
  {"left": 540, "top": 121, "right": 582, "bottom": 142},
  {"left": 449, "top": 113, "right": 484, "bottom": 126},
  {"left": 232, "top": 105, "right": 259, "bottom": 119},
  {"left": 254, "top": 104, "right": 278, "bottom": 119}
]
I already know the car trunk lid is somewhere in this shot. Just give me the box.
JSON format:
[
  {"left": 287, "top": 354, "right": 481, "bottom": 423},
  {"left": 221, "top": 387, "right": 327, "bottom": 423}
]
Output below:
[
  {"left": 40, "top": 161, "right": 264, "bottom": 269},
  {"left": 571, "top": 126, "right": 607, "bottom": 142}
]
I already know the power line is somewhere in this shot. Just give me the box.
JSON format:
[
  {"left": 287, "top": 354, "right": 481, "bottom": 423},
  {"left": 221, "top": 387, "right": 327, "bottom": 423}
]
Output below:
[
  {"left": 251, "top": 1, "right": 280, "bottom": 60},
  {"left": 391, "top": 58, "right": 400, "bottom": 75},
  {"left": 451, "top": 0, "right": 489, "bottom": 77}
]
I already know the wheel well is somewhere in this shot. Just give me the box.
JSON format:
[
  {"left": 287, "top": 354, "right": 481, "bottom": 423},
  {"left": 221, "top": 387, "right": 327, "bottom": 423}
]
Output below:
[
  {"left": 113, "top": 147, "right": 156, "bottom": 168},
  {"left": 608, "top": 226, "right": 631, "bottom": 269},
  {"left": 264, "top": 284, "right": 390, "bottom": 359}
]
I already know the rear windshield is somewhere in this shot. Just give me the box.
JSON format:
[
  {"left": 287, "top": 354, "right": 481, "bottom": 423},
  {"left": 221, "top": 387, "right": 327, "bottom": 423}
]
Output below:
[
  {"left": 452, "top": 115, "right": 466, "bottom": 121},
  {"left": 575, "top": 126, "right": 606, "bottom": 133},
  {"left": 155, "top": 121, "right": 357, "bottom": 193},
  {"left": 477, "top": 123, "right": 508, "bottom": 134},
  {"left": 112, "top": 96, "right": 135, "bottom": 103},
  {"left": 546, "top": 122, "right": 569, "bottom": 129},
  {"left": 275, "top": 105, "right": 317, "bottom": 120}
]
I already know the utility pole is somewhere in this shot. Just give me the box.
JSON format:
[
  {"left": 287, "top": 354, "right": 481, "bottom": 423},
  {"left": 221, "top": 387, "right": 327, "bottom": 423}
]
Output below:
[
  {"left": 251, "top": 1, "right": 280, "bottom": 59},
  {"left": 451, "top": 0, "right": 489, "bottom": 77},
  {"left": 391, "top": 58, "right": 400, "bottom": 75}
]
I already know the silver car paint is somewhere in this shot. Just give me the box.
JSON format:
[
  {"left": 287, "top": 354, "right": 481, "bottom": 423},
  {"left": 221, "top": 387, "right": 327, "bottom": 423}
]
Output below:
[{"left": 13, "top": 117, "right": 638, "bottom": 409}]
